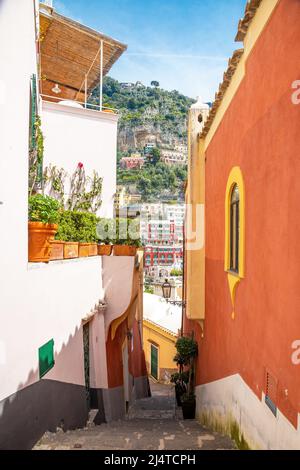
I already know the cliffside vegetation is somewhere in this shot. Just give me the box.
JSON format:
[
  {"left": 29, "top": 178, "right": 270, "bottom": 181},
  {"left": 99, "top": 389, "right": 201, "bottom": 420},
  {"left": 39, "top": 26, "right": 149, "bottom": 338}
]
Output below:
[{"left": 90, "top": 77, "right": 192, "bottom": 202}]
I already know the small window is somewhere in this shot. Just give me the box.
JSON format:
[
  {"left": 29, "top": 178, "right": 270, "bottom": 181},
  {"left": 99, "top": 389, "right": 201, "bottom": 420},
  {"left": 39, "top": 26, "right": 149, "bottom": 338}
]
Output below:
[
  {"left": 39, "top": 339, "right": 55, "bottom": 378},
  {"left": 230, "top": 184, "right": 240, "bottom": 273}
]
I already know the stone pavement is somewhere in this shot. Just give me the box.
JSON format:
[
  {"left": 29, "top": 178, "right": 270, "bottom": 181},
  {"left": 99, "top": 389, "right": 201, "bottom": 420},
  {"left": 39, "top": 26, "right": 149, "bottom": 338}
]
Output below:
[{"left": 33, "top": 381, "right": 236, "bottom": 450}]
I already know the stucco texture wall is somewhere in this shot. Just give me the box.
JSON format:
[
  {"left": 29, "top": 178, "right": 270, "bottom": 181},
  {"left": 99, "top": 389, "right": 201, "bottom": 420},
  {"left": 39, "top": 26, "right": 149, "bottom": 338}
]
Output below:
[
  {"left": 42, "top": 102, "right": 118, "bottom": 218},
  {"left": 190, "top": 0, "right": 300, "bottom": 429}
]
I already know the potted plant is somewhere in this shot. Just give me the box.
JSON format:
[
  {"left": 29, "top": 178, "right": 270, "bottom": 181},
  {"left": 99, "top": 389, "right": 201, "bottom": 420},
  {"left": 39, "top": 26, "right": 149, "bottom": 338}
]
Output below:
[
  {"left": 55, "top": 210, "right": 79, "bottom": 259},
  {"left": 28, "top": 194, "right": 60, "bottom": 262},
  {"left": 50, "top": 239, "right": 65, "bottom": 261},
  {"left": 113, "top": 218, "right": 142, "bottom": 256},
  {"left": 173, "top": 334, "right": 198, "bottom": 419},
  {"left": 97, "top": 218, "right": 114, "bottom": 256},
  {"left": 74, "top": 212, "right": 99, "bottom": 257},
  {"left": 171, "top": 372, "right": 188, "bottom": 407}
]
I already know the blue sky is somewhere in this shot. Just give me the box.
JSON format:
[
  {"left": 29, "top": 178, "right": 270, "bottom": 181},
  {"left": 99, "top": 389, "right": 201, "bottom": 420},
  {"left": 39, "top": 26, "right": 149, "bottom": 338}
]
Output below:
[{"left": 54, "top": 0, "right": 246, "bottom": 100}]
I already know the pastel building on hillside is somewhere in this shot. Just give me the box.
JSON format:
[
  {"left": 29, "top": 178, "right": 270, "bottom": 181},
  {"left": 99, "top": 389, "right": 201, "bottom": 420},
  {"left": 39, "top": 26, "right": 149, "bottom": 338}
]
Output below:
[
  {"left": 184, "top": 0, "right": 300, "bottom": 450},
  {"left": 0, "top": 0, "right": 148, "bottom": 450}
]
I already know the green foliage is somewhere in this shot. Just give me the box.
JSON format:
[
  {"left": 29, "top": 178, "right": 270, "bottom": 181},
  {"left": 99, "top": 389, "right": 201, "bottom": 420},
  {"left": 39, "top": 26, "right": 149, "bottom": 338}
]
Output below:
[
  {"left": 144, "top": 285, "right": 154, "bottom": 294},
  {"left": 170, "top": 268, "right": 183, "bottom": 277},
  {"left": 55, "top": 210, "right": 99, "bottom": 242},
  {"left": 175, "top": 336, "right": 198, "bottom": 363},
  {"left": 118, "top": 162, "right": 187, "bottom": 202},
  {"left": 174, "top": 335, "right": 198, "bottom": 400},
  {"left": 170, "top": 371, "right": 189, "bottom": 384},
  {"left": 96, "top": 217, "right": 142, "bottom": 246},
  {"left": 67, "top": 165, "right": 103, "bottom": 213},
  {"left": 28, "top": 194, "right": 61, "bottom": 224},
  {"left": 89, "top": 76, "right": 194, "bottom": 140}
]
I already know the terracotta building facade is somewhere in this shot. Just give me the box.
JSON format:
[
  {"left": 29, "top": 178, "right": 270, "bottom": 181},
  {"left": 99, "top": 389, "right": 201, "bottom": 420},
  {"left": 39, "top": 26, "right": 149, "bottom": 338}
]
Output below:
[{"left": 184, "top": 0, "right": 300, "bottom": 449}]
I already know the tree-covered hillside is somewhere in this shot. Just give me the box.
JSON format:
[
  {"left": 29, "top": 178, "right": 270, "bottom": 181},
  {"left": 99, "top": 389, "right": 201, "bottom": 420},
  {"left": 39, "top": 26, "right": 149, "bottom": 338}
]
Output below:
[
  {"left": 90, "top": 77, "right": 192, "bottom": 202},
  {"left": 90, "top": 77, "right": 195, "bottom": 144}
]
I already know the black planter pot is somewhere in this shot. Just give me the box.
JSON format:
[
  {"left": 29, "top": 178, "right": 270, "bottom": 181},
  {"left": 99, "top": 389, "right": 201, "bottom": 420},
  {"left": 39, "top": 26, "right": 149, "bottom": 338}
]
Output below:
[
  {"left": 175, "top": 390, "right": 182, "bottom": 407},
  {"left": 182, "top": 398, "right": 196, "bottom": 419}
]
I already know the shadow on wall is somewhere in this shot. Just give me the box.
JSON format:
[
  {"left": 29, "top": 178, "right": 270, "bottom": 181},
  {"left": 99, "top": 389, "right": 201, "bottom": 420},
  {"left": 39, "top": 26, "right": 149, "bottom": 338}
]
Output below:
[{"left": 0, "top": 313, "right": 95, "bottom": 450}]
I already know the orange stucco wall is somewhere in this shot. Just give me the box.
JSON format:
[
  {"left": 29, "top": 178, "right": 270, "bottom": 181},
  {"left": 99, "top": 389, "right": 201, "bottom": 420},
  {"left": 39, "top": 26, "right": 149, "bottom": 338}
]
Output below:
[
  {"left": 106, "top": 317, "right": 147, "bottom": 388},
  {"left": 185, "top": 0, "right": 300, "bottom": 428}
]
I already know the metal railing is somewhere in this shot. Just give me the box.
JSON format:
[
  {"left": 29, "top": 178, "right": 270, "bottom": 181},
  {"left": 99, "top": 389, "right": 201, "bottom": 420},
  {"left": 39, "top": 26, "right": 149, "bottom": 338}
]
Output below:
[{"left": 40, "top": 94, "right": 119, "bottom": 114}]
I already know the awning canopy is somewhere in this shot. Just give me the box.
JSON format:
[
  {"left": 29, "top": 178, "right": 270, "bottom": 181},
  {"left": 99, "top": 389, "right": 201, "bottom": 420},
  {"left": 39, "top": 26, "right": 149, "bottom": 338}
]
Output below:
[{"left": 39, "top": 5, "right": 127, "bottom": 102}]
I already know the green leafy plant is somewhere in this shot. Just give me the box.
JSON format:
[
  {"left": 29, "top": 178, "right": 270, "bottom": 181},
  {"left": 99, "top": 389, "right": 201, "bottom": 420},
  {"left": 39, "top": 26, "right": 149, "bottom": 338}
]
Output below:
[
  {"left": 67, "top": 164, "right": 103, "bottom": 213},
  {"left": 173, "top": 334, "right": 198, "bottom": 403},
  {"left": 28, "top": 194, "right": 61, "bottom": 224},
  {"left": 170, "top": 268, "right": 183, "bottom": 277},
  {"left": 55, "top": 210, "right": 99, "bottom": 242},
  {"left": 43, "top": 165, "right": 67, "bottom": 205},
  {"left": 96, "top": 217, "right": 142, "bottom": 246}
]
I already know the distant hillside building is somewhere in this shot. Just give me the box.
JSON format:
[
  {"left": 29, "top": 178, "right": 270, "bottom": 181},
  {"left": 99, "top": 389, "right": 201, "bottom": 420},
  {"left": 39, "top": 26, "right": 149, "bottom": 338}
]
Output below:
[
  {"left": 120, "top": 153, "right": 145, "bottom": 170},
  {"left": 161, "top": 149, "right": 187, "bottom": 166},
  {"left": 120, "top": 82, "right": 135, "bottom": 90}
]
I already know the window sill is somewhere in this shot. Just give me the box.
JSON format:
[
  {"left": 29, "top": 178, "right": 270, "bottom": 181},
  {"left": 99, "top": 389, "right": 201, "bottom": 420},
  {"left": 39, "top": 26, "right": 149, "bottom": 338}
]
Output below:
[{"left": 226, "top": 269, "right": 241, "bottom": 279}]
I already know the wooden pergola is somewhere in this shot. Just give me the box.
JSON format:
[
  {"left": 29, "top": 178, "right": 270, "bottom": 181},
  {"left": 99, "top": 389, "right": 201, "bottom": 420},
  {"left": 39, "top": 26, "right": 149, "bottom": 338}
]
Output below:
[{"left": 39, "top": 4, "right": 127, "bottom": 107}]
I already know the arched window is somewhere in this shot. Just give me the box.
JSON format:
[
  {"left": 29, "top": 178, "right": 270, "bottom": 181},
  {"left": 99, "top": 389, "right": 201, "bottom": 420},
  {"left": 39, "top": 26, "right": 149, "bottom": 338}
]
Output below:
[
  {"left": 230, "top": 184, "right": 240, "bottom": 273},
  {"left": 224, "top": 167, "right": 245, "bottom": 318},
  {"left": 225, "top": 167, "right": 245, "bottom": 278}
]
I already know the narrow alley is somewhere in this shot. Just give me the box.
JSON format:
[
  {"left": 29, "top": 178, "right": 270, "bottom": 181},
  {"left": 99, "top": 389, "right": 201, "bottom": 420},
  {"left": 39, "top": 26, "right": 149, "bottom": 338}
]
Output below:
[{"left": 34, "top": 382, "right": 236, "bottom": 450}]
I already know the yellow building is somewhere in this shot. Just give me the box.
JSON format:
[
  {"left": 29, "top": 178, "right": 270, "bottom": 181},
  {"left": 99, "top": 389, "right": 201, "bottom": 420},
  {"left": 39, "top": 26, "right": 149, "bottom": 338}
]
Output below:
[{"left": 143, "top": 293, "right": 181, "bottom": 383}]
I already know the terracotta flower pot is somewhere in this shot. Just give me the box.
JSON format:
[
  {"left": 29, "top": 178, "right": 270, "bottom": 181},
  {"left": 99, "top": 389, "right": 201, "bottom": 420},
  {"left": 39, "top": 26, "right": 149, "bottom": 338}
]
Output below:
[
  {"left": 113, "top": 245, "right": 137, "bottom": 256},
  {"left": 50, "top": 240, "right": 64, "bottom": 261},
  {"left": 88, "top": 243, "right": 98, "bottom": 256},
  {"left": 28, "top": 222, "right": 58, "bottom": 263},
  {"left": 97, "top": 244, "right": 112, "bottom": 256},
  {"left": 64, "top": 242, "right": 79, "bottom": 259},
  {"left": 79, "top": 243, "right": 89, "bottom": 258}
]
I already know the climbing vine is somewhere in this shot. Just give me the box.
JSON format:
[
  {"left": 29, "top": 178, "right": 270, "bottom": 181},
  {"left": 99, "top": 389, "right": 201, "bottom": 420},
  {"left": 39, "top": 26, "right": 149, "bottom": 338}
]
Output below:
[
  {"left": 43, "top": 164, "right": 67, "bottom": 205},
  {"left": 44, "top": 162, "right": 103, "bottom": 214}
]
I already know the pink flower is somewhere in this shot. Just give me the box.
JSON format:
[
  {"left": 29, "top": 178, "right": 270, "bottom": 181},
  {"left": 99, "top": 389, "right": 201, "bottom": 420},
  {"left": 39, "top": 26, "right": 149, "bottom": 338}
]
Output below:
[{"left": 78, "top": 162, "right": 84, "bottom": 169}]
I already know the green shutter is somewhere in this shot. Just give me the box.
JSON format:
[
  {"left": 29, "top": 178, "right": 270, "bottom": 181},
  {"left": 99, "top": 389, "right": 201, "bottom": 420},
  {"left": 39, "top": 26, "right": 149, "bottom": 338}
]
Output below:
[
  {"left": 39, "top": 339, "right": 55, "bottom": 378},
  {"left": 30, "top": 74, "right": 37, "bottom": 151},
  {"left": 30, "top": 74, "right": 43, "bottom": 188},
  {"left": 150, "top": 344, "right": 158, "bottom": 380}
]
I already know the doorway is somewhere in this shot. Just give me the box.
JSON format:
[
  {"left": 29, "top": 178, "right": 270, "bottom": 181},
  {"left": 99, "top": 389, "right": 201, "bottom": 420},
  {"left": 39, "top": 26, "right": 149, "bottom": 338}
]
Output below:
[{"left": 150, "top": 343, "right": 159, "bottom": 380}]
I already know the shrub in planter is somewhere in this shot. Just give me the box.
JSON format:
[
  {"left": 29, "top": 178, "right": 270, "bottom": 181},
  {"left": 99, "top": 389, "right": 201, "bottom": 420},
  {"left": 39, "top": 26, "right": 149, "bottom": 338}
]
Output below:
[
  {"left": 173, "top": 335, "right": 198, "bottom": 419},
  {"left": 171, "top": 372, "right": 188, "bottom": 407},
  {"left": 28, "top": 194, "right": 61, "bottom": 262},
  {"left": 55, "top": 210, "right": 99, "bottom": 258},
  {"left": 97, "top": 218, "right": 115, "bottom": 256},
  {"left": 181, "top": 393, "right": 196, "bottom": 419},
  {"left": 55, "top": 210, "right": 78, "bottom": 259},
  {"left": 113, "top": 218, "right": 142, "bottom": 256}
]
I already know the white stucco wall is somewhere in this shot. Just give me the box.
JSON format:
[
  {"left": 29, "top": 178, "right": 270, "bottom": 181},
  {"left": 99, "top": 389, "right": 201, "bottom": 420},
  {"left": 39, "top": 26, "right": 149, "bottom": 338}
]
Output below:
[
  {"left": 0, "top": 1, "right": 108, "bottom": 404},
  {"left": 196, "top": 374, "right": 300, "bottom": 450},
  {"left": 102, "top": 256, "right": 135, "bottom": 338},
  {"left": 42, "top": 101, "right": 118, "bottom": 218}
]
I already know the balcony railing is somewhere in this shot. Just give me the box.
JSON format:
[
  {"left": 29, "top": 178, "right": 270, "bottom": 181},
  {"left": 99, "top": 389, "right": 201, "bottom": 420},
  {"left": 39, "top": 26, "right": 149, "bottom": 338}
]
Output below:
[{"left": 40, "top": 94, "right": 119, "bottom": 115}]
